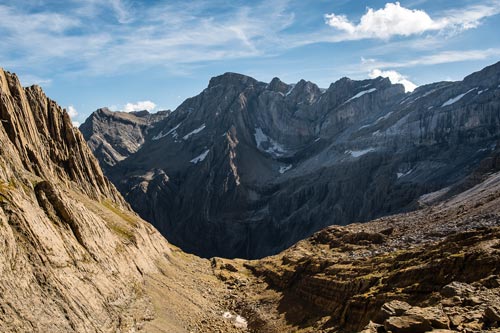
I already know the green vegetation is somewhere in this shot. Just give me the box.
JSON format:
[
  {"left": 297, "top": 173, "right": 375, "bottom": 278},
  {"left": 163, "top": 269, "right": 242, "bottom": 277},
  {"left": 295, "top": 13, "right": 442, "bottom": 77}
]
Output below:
[
  {"left": 109, "top": 222, "right": 136, "bottom": 243},
  {"left": 101, "top": 200, "right": 138, "bottom": 243},
  {"left": 102, "top": 200, "right": 138, "bottom": 226}
]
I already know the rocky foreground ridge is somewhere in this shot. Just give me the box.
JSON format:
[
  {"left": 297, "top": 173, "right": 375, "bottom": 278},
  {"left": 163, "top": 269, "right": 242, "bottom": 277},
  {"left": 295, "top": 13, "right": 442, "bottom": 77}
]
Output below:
[
  {"left": 214, "top": 166, "right": 500, "bottom": 332},
  {"left": 0, "top": 68, "right": 242, "bottom": 332},
  {"left": 84, "top": 61, "right": 500, "bottom": 259}
]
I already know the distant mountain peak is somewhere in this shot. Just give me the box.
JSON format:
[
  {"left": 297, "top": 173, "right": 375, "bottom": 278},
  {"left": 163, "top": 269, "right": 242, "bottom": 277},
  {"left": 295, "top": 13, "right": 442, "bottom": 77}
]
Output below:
[
  {"left": 84, "top": 62, "right": 500, "bottom": 260},
  {"left": 208, "top": 72, "right": 259, "bottom": 88}
]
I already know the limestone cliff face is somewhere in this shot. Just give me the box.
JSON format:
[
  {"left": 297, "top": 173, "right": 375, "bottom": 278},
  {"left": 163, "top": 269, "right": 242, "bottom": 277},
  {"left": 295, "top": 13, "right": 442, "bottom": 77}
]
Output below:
[
  {"left": 80, "top": 107, "right": 169, "bottom": 173},
  {"left": 85, "top": 63, "right": 500, "bottom": 259},
  {"left": 0, "top": 68, "right": 241, "bottom": 333},
  {"left": 0, "top": 71, "right": 123, "bottom": 203}
]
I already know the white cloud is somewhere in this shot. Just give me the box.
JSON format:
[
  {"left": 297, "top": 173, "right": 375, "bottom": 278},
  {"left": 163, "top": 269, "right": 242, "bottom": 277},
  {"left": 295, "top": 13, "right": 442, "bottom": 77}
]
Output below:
[
  {"left": 0, "top": 1, "right": 294, "bottom": 76},
  {"left": 67, "top": 105, "right": 78, "bottom": 118},
  {"left": 326, "top": 2, "right": 440, "bottom": 39},
  {"left": 325, "top": 2, "right": 500, "bottom": 40},
  {"left": 369, "top": 69, "right": 417, "bottom": 92},
  {"left": 361, "top": 48, "right": 500, "bottom": 70},
  {"left": 123, "top": 100, "right": 156, "bottom": 112},
  {"left": 0, "top": 0, "right": 498, "bottom": 80},
  {"left": 72, "top": 121, "right": 81, "bottom": 127}
]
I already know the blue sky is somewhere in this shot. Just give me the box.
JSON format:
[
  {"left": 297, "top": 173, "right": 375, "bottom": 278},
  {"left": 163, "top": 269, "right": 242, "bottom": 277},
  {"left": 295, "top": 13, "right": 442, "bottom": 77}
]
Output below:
[{"left": 1, "top": 0, "right": 499, "bottom": 125}]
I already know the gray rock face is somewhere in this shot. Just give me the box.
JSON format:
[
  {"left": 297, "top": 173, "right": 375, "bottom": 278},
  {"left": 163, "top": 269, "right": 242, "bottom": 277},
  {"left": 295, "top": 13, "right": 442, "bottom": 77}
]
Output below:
[
  {"left": 80, "top": 107, "right": 169, "bottom": 173},
  {"left": 85, "top": 63, "right": 500, "bottom": 259}
]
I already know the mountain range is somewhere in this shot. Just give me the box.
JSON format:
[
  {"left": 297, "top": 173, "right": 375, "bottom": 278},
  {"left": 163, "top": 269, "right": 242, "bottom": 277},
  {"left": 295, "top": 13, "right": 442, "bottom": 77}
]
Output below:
[
  {"left": 1, "top": 64, "right": 499, "bottom": 332},
  {"left": 82, "top": 62, "right": 500, "bottom": 259}
]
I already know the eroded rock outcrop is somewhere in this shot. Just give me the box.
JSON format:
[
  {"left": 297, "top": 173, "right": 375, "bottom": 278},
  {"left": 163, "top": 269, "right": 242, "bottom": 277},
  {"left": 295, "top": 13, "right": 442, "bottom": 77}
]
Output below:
[{"left": 214, "top": 170, "right": 500, "bottom": 332}]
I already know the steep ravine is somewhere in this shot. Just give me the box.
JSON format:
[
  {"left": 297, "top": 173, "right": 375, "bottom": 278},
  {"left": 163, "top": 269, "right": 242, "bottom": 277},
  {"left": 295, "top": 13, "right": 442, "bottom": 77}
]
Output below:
[{"left": 0, "top": 68, "right": 243, "bottom": 333}]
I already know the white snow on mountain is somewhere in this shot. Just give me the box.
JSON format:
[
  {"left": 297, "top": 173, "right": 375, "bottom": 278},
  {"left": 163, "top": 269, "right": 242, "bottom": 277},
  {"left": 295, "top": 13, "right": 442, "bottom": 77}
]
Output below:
[
  {"left": 279, "top": 164, "right": 292, "bottom": 174},
  {"left": 346, "top": 148, "right": 376, "bottom": 157},
  {"left": 152, "top": 122, "right": 182, "bottom": 141},
  {"left": 343, "top": 88, "right": 377, "bottom": 105},
  {"left": 183, "top": 124, "right": 206, "bottom": 140},
  {"left": 441, "top": 88, "right": 477, "bottom": 107},
  {"left": 190, "top": 149, "right": 210, "bottom": 164},
  {"left": 254, "top": 127, "right": 287, "bottom": 156}
]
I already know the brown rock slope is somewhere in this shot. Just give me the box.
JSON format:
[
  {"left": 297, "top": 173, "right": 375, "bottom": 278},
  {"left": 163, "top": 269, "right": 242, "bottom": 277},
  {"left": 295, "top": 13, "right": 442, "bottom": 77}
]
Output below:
[
  {"left": 0, "top": 68, "right": 243, "bottom": 332},
  {"left": 215, "top": 168, "right": 500, "bottom": 332}
]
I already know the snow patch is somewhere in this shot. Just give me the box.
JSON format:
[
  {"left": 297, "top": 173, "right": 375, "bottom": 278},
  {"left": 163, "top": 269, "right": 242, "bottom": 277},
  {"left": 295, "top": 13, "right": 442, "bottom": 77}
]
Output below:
[
  {"left": 478, "top": 88, "right": 488, "bottom": 95},
  {"left": 343, "top": 88, "right": 377, "bottom": 105},
  {"left": 441, "top": 88, "right": 477, "bottom": 107},
  {"left": 152, "top": 132, "right": 168, "bottom": 141},
  {"left": 152, "top": 122, "right": 182, "bottom": 141},
  {"left": 254, "top": 127, "right": 287, "bottom": 156},
  {"left": 279, "top": 164, "right": 292, "bottom": 174},
  {"left": 285, "top": 84, "right": 296, "bottom": 96},
  {"left": 254, "top": 128, "right": 268, "bottom": 147},
  {"left": 345, "top": 148, "right": 375, "bottom": 157},
  {"left": 358, "top": 124, "right": 372, "bottom": 130},
  {"left": 397, "top": 169, "right": 413, "bottom": 179},
  {"left": 190, "top": 149, "right": 209, "bottom": 164},
  {"left": 183, "top": 124, "right": 206, "bottom": 140}
]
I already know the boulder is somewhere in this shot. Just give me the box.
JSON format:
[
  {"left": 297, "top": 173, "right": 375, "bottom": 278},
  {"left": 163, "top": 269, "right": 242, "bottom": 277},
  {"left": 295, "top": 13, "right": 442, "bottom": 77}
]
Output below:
[
  {"left": 375, "top": 300, "right": 412, "bottom": 323},
  {"left": 440, "top": 282, "right": 474, "bottom": 298},
  {"left": 384, "top": 315, "right": 433, "bottom": 333},
  {"left": 405, "top": 306, "right": 449, "bottom": 329}
]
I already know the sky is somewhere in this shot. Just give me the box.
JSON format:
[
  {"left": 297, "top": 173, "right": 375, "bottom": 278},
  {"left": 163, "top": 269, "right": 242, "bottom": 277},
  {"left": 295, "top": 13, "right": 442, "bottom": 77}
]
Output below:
[{"left": 1, "top": 0, "right": 499, "bottom": 126}]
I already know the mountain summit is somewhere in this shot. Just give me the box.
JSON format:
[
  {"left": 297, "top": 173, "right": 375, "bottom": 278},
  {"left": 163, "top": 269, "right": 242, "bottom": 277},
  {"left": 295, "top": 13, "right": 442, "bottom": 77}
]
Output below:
[{"left": 84, "top": 62, "right": 500, "bottom": 259}]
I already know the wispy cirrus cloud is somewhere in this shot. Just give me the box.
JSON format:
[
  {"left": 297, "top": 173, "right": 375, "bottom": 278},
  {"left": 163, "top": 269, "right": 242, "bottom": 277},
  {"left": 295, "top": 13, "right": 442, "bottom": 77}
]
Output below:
[
  {"left": 0, "top": 0, "right": 498, "bottom": 86},
  {"left": 361, "top": 48, "right": 500, "bottom": 70},
  {"left": 0, "top": 0, "right": 294, "bottom": 77}
]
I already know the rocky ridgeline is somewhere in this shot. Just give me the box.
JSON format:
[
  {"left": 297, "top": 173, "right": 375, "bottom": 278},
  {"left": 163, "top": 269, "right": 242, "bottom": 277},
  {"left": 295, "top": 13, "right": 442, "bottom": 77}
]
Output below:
[
  {"left": 0, "top": 68, "right": 243, "bottom": 333},
  {"left": 85, "top": 62, "right": 500, "bottom": 259},
  {"left": 80, "top": 107, "right": 169, "bottom": 173},
  {"left": 212, "top": 170, "right": 500, "bottom": 332}
]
